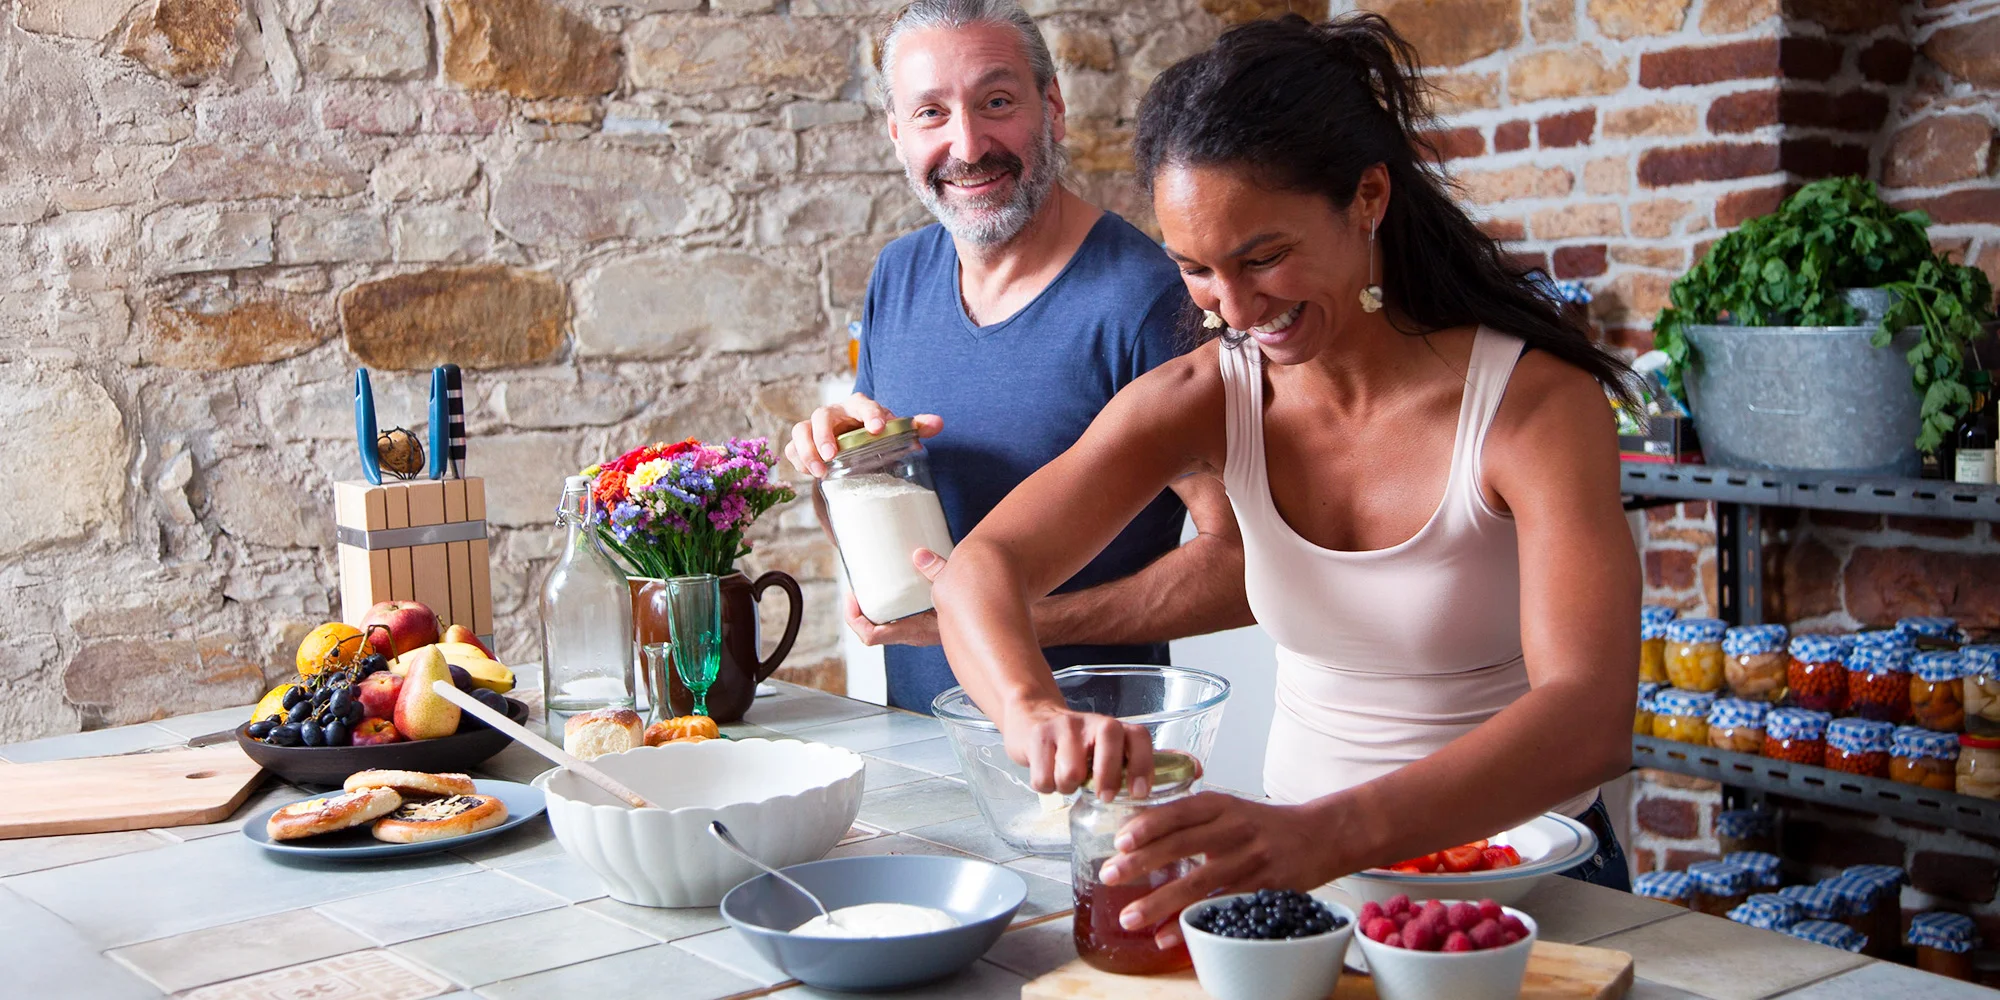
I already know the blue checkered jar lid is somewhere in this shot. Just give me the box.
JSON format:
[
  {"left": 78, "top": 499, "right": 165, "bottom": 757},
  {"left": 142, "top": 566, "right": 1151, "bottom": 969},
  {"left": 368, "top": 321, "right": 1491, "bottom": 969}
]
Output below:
[
  {"left": 1897, "top": 616, "right": 1963, "bottom": 642},
  {"left": 1963, "top": 645, "right": 2000, "bottom": 678},
  {"left": 1723, "top": 851, "right": 1783, "bottom": 888},
  {"left": 1785, "top": 920, "right": 1866, "bottom": 952},
  {"left": 1652, "top": 688, "right": 1717, "bottom": 718},
  {"left": 1788, "top": 633, "right": 1849, "bottom": 662},
  {"left": 1634, "top": 870, "right": 1694, "bottom": 901},
  {"left": 1765, "top": 708, "right": 1832, "bottom": 742},
  {"left": 1723, "top": 624, "right": 1789, "bottom": 656},
  {"left": 1716, "top": 809, "right": 1774, "bottom": 839},
  {"left": 1638, "top": 681, "right": 1664, "bottom": 709},
  {"left": 1852, "top": 629, "right": 1916, "bottom": 651},
  {"left": 1642, "top": 605, "right": 1678, "bottom": 640},
  {"left": 1727, "top": 896, "right": 1801, "bottom": 930},
  {"left": 1838, "top": 865, "right": 1908, "bottom": 891},
  {"left": 1892, "top": 726, "right": 1961, "bottom": 761},
  {"left": 1666, "top": 618, "right": 1728, "bottom": 644},
  {"left": 1819, "top": 877, "right": 1881, "bottom": 913},
  {"left": 1913, "top": 650, "right": 1967, "bottom": 682},
  {"left": 1777, "top": 884, "right": 1851, "bottom": 920},
  {"left": 1827, "top": 717, "right": 1894, "bottom": 755},
  {"left": 1688, "top": 860, "right": 1751, "bottom": 896},
  {"left": 1707, "top": 697, "right": 1769, "bottom": 728},
  {"left": 1844, "top": 643, "right": 1912, "bottom": 675},
  {"left": 1909, "top": 912, "right": 1978, "bottom": 953}
]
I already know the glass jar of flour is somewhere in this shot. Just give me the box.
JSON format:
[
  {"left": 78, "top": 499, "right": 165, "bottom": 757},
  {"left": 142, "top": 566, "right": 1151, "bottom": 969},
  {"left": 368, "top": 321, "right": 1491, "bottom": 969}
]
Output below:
[{"left": 815, "top": 419, "right": 955, "bottom": 623}]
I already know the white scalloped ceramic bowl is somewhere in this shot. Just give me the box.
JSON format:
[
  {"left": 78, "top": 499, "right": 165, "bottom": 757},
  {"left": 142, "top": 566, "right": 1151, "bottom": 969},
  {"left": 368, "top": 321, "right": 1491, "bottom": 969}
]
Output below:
[{"left": 534, "top": 738, "right": 865, "bottom": 908}]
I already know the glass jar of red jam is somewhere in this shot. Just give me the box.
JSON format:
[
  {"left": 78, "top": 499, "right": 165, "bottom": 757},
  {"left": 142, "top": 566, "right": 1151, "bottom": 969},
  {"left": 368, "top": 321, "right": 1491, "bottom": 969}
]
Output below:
[
  {"left": 1764, "top": 708, "right": 1831, "bottom": 766},
  {"left": 1844, "top": 643, "right": 1912, "bottom": 724},
  {"left": 1825, "top": 718, "right": 1894, "bottom": 778},
  {"left": 1787, "top": 634, "right": 1850, "bottom": 713},
  {"left": 1910, "top": 650, "right": 1967, "bottom": 733},
  {"left": 1072, "top": 752, "right": 1202, "bottom": 975}
]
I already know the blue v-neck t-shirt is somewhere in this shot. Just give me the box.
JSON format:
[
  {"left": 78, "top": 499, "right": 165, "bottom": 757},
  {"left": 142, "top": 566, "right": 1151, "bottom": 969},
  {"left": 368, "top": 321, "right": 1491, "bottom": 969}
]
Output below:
[{"left": 854, "top": 212, "right": 1193, "bottom": 711}]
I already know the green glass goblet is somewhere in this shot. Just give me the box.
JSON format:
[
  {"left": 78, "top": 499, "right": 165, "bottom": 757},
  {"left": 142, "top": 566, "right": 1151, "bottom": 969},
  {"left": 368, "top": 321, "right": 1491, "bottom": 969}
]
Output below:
[{"left": 666, "top": 573, "right": 722, "bottom": 719}]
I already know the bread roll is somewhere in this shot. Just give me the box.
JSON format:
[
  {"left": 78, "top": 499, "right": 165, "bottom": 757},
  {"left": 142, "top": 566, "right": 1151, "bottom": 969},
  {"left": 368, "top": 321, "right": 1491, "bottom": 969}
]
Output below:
[
  {"left": 563, "top": 707, "right": 642, "bottom": 760},
  {"left": 370, "top": 794, "right": 508, "bottom": 843}
]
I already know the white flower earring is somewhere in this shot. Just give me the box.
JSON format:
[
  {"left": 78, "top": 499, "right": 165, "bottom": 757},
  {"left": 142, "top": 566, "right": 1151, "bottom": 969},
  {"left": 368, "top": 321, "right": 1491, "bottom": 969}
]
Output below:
[
  {"left": 1203, "top": 310, "right": 1226, "bottom": 329},
  {"left": 1360, "top": 218, "right": 1384, "bottom": 314}
]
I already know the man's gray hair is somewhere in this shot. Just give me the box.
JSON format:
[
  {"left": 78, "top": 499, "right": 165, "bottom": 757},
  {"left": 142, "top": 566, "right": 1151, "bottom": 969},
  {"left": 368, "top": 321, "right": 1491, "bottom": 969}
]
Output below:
[{"left": 875, "top": 0, "right": 1057, "bottom": 112}]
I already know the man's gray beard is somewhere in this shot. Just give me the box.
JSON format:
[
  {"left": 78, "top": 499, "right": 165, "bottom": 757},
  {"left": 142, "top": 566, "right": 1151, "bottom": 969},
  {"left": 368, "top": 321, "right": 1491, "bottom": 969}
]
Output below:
[{"left": 907, "top": 113, "right": 1062, "bottom": 249}]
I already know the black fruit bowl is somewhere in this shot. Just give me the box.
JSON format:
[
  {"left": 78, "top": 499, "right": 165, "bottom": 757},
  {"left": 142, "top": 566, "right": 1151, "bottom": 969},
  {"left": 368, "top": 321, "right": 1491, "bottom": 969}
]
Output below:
[{"left": 235, "top": 697, "right": 529, "bottom": 788}]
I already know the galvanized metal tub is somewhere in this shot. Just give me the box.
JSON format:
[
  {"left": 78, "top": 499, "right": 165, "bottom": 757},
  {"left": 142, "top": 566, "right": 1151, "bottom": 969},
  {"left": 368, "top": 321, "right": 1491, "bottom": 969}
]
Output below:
[{"left": 1683, "top": 324, "right": 1921, "bottom": 477}]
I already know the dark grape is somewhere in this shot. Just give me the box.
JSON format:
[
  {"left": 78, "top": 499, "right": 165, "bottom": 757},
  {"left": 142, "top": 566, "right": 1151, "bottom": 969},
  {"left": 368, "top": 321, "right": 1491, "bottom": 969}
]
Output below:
[
  {"left": 271, "top": 723, "right": 302, "bottom": 747},
  {"left": 325, "top": 720, "right": 351, "bottom": 747},
  {"left": 344, "top": 701, "right": 365, "bottom": 725},
  {"left": 281, "top": 687, "right": 306, "bottom": 709},
  {"left": 357, "top": 654, "right": 388, "bottom": 676},
  {"left": 329, "top": 689, "right": 354, "bottom": 716},
  {"left": 301, "top": 720, "right": 325, "bottom": 747},
  {"left": 448, "top": 664, "right": 474, "bottom": 691},
  {"left": 246, "top": 719, "right": 275, "bottom": 739},
  {"left": 286, "top": 701, "right": 311, "bottom": 724},
  {"left": 471, "top": 688, "right": 506, "bottom": 711}
]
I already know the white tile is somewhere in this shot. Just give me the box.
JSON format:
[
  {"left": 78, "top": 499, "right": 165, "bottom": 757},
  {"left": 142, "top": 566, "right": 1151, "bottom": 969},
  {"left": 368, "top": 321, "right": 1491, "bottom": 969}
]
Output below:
[
  {"left": 744, "top": 690, "right": 887, "bottom": 733},
  {"left": 1516, "top": 875, "right": 1687, "bottom": 945},
  {"left": 790, "top": 711, "right": 944, "bottom": 753},
  {"left": 476, "top": 942, "right": 758, "bottom": 1000},
  {"left": 4, "top": 830, "right": 476, "bottom": 949},
  {"left": 182, "top": 949, "right": 453, "bottom": 1000},
  {"left": 1005, "top": 854, "right": 1073, "bottom": 884},
  {"left": 856, "top": 777, "right": 977, "bottom": 832},
  {"left": 153, "top": 706, "right": 257, "bottom": 741},
  {"left": 108, "top": 908, "right": 368, "bottom": 993},
  {"left": 473, "top": 743, "right": 556, "bottom": 785},
  {"left": 769, "top": 958, "right": 1027, "bottom": 999},
  {"left": 1590, "top": 913, "right": 1871, "bottom": 1000},
  {"left": 318, "top": 870, "right": 568, "bottom": 945},
  {"left": 577, "top": 897, "right": 727, "bottom": 943},
  {"left": 1013, "top": 869, "right": 1075, "bottom": 921},
  {"left": 864, "top": 737, "right": 964, "bottom": 777},
  {"left": 1, "top": 723, "right": 181, "bottom": 762},
  {"left": 905, "top": 814, "right": 1027, "bottom": 863},
  {"left": 393, "top": 906, "right": 654, "bottom": 987},
  {"left": 449, "top": 820, "right": 568, "bottom": 869},
  {"left": 1629, "top": 978, "right": 1715, "bottom": 999},
  {"left": 0, "top": 828, "right": 173, "bottom": 877},
  {"left": 0, "top": 886, "right": 162, "bottom": 1000},
  {"left": 861, "top": 756, "right": 930, "bottom": 791},
  {"left": 671, "top": 927, "right": 790, "bottom": 986},
  {"left": 1774, "top": 960, "right": 1999, "bottom": 999},
  {"left": 828, "top": 833, "right": 975, "bottom": 861},
  {"left": 983, "top": 917, "right": 1077, "bottom": 979},
  {"left": 496, "top": 853, "right": 610, "bottom": 903}
]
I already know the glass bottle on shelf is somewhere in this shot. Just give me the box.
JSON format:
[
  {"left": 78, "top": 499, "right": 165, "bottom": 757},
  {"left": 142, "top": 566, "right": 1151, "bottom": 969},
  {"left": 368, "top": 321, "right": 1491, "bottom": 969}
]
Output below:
[
  {"left": 1955, "top": 370, "right": 1995, "bottom": 485},
  {"left": 539, "top": 475, "right": 636, "bottom": 737}
]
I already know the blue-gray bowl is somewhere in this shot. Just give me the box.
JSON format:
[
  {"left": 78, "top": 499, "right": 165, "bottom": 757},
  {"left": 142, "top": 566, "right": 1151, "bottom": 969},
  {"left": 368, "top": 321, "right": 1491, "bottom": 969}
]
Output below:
[{"left": 719, "top": 855, "right": 1028, "bottom": 992}]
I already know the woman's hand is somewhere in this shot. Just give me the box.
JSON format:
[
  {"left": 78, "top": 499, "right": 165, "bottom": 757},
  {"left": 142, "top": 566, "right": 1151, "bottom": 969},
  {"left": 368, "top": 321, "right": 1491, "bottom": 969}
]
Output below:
[
  {"left": 1099, "top": 793, "right": 1333, "bottom": 948},
  {"left": 1002, "top": 701, "right": 1156, "bottom": 801}
]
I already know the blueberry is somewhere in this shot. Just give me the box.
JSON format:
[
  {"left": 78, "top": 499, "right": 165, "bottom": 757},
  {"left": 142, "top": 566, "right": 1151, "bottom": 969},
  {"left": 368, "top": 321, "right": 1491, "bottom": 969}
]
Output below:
[{"left": 301, "top": 720, "right": 325, "bottom": 747}]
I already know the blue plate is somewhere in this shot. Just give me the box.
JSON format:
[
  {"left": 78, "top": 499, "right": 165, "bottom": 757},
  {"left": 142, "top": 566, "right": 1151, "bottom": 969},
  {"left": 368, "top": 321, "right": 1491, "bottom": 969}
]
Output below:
[{"left": 242, "top": 779, "right": 545, "bottom": 859}]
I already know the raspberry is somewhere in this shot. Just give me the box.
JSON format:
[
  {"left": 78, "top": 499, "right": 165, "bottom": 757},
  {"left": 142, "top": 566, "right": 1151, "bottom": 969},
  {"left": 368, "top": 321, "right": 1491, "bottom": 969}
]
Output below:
[
  {"left": 1443, "top": 931, "right": 1474, "bottom": 953},
  {"left": 1499, "top": 914, "right": 1529, "bottom": 937},
  {"left": 1359, "top": 901, "right": 1384, "bottom": 925},
  {"left": 1501, "top": 930, "right": 1523, "bottom": 947},
  {"left": 1447, "top": 901, "right": 1480, "bottom": 931},
  {"left": 1403, "top": 921, "right": 1438, "bottom": 952},
  {"left": 1364, "top": 917, "right": 1398, "bottom": 943},
  {"left": 1386, "top": 894, "right": 1412, "bottom": 917},
  {"left": 1421, "top": 899, "right": 1447, "bottom": 920},
  {"left": 1384, "top": 932, "right": 1403, "bottom": 949},
  {"left": 1392, "top": 908, "right": 1416, "bottom": 927},
  {"left": 1469, "top": 919, "right": 1503, "bottom": 950},
  {"left": 1478, "top": 900, "right": 1503, "bottom": 922}
]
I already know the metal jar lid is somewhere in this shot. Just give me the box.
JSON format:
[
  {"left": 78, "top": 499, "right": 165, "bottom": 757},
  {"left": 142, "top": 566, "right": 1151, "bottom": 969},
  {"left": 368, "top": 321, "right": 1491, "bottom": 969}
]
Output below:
[{"left": 834, "top": 417, "right": 918, "bottom": 455}]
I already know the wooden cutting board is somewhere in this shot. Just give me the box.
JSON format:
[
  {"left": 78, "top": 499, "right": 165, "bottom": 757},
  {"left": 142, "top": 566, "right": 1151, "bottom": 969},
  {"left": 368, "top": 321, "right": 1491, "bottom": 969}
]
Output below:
[
  {"left": 0, "top": 743, "right": 266, "bottom": 840},
  {"left": 1022, "top": 940, "right": 1634, "bottom": 1000}
]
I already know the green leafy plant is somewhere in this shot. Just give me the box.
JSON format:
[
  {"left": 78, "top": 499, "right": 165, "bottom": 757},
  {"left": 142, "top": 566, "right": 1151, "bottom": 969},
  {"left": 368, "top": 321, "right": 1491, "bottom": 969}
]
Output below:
[{"left": 1651, "top": 177, "right": 1995, "bottom": 452}]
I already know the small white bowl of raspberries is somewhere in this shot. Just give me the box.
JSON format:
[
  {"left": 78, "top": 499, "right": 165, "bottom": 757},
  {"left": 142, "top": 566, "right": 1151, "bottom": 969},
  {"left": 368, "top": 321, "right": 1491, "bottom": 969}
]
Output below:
[{"left": 1353, "top": 894, "right": 1537, "bottom": 1000}]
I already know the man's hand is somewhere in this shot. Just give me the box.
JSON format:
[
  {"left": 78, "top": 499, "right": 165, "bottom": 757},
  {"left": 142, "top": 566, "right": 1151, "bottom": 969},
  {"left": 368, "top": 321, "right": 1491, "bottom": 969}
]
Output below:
[
  {"left": 845, "top": 548, "right": 947, "bottom": 646},
  {"left": 784, "top": 392, "right": 942, "bottom": 478}
]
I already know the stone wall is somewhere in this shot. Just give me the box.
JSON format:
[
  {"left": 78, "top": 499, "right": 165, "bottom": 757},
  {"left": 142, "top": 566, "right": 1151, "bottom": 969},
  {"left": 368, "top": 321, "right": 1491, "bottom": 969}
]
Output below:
[{"left": 0, "top": 0, "right": 1307, "bottom": 742}]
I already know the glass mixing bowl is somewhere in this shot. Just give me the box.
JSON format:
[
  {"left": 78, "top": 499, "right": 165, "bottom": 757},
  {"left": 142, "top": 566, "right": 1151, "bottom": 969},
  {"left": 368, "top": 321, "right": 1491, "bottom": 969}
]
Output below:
[{"left": 931, "top": 665, "right": 1231, "bottom": 856}]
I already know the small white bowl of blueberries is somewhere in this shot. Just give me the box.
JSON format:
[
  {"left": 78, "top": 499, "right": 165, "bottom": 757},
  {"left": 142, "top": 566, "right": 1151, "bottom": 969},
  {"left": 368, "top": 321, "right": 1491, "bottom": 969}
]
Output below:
[{"left": 1179, "top": 890, "right": 1356, "bottom": 1000}]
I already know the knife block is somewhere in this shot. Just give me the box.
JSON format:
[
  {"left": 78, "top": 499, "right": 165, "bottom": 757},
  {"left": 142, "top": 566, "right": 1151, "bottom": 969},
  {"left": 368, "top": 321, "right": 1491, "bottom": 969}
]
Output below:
[{"left": 334, "top": 478, "right": 494, "bottom": 648}]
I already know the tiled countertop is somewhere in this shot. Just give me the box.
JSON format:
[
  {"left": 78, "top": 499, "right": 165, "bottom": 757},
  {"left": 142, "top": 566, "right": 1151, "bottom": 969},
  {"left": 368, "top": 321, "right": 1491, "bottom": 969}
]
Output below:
[{"left": 2, "top": 683, "right": 1988, "bottom": 1000}]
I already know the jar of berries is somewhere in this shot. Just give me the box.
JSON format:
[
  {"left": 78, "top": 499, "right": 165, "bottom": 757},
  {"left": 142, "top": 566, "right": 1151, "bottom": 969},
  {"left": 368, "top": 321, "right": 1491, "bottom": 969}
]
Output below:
[
  {"left": 1688, "top": 861, "right": 1753, "bottom": 918},
  {"left": 1963, "top": 646, "right": 2000, "bottom": 737},
  {"left": 1706, "top": 697, "right": 1768, "bottom": 754},
  {"left": 1777, "top": 883, "right": 1850, "bottom": 923},
  {"left": 1716, "top": 809, "right": 1776, "bottom": 856},
  {"left": 1665, "top": 618, "right": 1728, "bottom": 692},
  {"left": 1826, "top": 718, "right": 1894, "bottom": 778},
  {"left": 1910, "top": 912, "right": 1979, "bottom": 982},
  {"left": 1723, "top": 851, "right": 1783, "bottom": 891},
  {"left": 1787, "top": 634, "right": 1850, "bottom": 714},
  {"left": 1890, "top": 726, "right": 1959, "bottom": 791},
  {"left": 1845, "top": 644, "right": 1913, "bottom": 724},
  {"left": 1640, "top": 605, "right": 1675, "bottom": 684},
  {"left": 1651, "top": 688, "right": 1717, "bottom": 745},
  {"left": 1911, "top": 650, "right": 1967, "bottom": 733},
  {"left": 1764, "top": 708, "right": 1831, "bottom": 766},
  {"left": 1722, "top": 624, "right": 1789, "bottom": 702}
]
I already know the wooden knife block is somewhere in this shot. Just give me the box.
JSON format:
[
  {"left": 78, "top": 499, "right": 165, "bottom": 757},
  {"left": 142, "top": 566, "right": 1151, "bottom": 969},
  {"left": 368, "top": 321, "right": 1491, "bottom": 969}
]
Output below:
[{"left": 334, "top": 478, "right": 494, "bottom": 646}]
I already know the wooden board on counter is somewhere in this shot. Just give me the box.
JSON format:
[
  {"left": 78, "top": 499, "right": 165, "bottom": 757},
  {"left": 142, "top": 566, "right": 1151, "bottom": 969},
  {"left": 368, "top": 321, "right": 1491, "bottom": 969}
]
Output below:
[
  {"left": 1022, "top": 940, "right": 1633, "bottom": 1000},
  {"left": 0, "top": 743, "right": 266, "bottom": 840}
]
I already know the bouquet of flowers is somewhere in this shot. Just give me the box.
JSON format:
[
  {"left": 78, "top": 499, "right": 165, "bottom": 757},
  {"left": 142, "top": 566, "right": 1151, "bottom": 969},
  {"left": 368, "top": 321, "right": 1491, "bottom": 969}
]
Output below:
[{"left": 581, "top": 437, "right": 796, "bottom": 579}]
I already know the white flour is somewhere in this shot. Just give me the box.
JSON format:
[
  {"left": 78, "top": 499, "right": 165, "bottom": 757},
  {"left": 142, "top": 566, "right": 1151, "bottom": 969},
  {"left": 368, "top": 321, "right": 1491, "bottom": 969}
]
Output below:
[
  {"left": 791, "top": 902, "right": 959, "bottom": 938},
  {"left": 823, "top": 473, "right": 955, "bottom": 623}
]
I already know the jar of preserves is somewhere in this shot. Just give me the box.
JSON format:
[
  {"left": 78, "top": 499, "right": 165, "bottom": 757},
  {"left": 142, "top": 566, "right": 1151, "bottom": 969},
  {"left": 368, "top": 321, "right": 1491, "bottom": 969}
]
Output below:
[
  {"left": 1763, "top": 708, "right": 1831, "bottom": 766},
  {"left": 1962, "top": 646, "right": 2000, "bottom": 737},
  {"left": 1853, "top": 628, "right": 1916, "bottom": 653},
  {"left": 1640, "top": 605, "right": 1676, "bottom": 684},
  {"left": 1958, "top": 734, "right": 2000, "bottom": 799},
  {"left": 1716, "top": 809, "right": 1776, "bottom": 856},
  {"left": 1836, "top": 865, "right": 1907, "bottom": 960},
  {"left": 1635, "top": 681, "right": 1662, "bottom": 736},
  {"left": 1826, "top": 718, "right": 1894, "bottom": 778},
  {"left": 816, "top": 419, "right": 956, "bottom": 624},
  {"left": 1787, "top": 634, "right": 1851, "bottom": 713},
  {"left": 1911, "top": 650, "right": 1967, "bottom": 733},
  {"left": 1723, "top": 851, "right": 1783, "bottom": 890},
  {"left": 1784, "top": 919, "right": 1866, "bottom": 954},
  {"left": 1910, "top": 911, "right": 1979, "bottom": 982},
  {"left": 1706, "top": 697, "right": 1768, "bottom": 754},
  {"left": 1777, "top": 883, "right": 1851, "bottom": 923},
  {"left": 1651, "top": 689, "right": 1717, "bottom": 745},
  {"left": 1633, "top": 870, "right": 1694, "bottom": 906},
  {"left": 1722, "top": 624, "right": 1789, "bottom": 702},
  {"left": 1891, "top": 726, "right": 1960, "bottom": 792},
  {"left": 1822, "top": 877, "right": 1894, "bottom": 959},
  {"left": 1844, "top": 644, "right": 1912, "bottom": 724},
  {"left": 1726, "top": 894, "right": 1800, "bottom": 932},
  {"left": 1071, "top": 751, "right": 1201, "bottom": 975},
  {"left": 1897, "top": 615, "right": 1964, "bottom": 647},
  {"left": 1687, "top": 861, "right": 1752, "bottom": 917},
  {"left": 1665, "top": 618, "right": 1728, "bottom": 692}
]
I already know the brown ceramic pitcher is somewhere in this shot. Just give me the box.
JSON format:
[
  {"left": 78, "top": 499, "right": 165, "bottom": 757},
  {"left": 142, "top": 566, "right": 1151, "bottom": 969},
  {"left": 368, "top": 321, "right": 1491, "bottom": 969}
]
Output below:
[{"left": 630, "top": 571, "right": 803, "bottom": 723}]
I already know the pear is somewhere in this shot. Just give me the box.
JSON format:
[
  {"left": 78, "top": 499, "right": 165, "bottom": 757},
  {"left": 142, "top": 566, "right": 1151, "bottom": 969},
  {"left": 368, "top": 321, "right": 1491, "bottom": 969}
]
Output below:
[{"left": 393, "top": 644, "right": 460, "bottom": 740}]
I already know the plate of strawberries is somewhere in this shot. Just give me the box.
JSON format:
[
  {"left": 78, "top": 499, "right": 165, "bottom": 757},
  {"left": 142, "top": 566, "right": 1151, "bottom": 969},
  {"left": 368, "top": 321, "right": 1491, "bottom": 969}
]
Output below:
[{"left": 1337, "top": 812, "right": 1598, "bottom": 907}]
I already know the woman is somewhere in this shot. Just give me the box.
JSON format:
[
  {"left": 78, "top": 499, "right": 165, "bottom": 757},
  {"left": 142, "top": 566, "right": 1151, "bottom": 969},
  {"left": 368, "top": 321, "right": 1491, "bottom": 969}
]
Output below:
[{"left": 930, "top": 13, "right": 1640, "bottom": 946}]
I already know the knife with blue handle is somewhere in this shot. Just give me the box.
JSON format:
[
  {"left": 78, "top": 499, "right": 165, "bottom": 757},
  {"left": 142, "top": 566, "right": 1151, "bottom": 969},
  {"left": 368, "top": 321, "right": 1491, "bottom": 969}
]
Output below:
[
  {"left": 426, "top": 365, "right": 466, "bottom": 479},
  {"left": 355, "top": 368, "right": 382, "bottom": 486}
]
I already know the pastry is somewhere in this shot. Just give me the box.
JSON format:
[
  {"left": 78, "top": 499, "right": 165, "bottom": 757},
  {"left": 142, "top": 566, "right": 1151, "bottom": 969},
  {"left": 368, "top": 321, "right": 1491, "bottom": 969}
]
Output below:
[
  {"left": 644, "top": 714, "right": 720, "bottom": 746},
  {"left": 266, "top": 787, "right": 403, "bottom": 841},
  {"left": 343, "top": 769, "right": 477, "bottom": 798},
  {"left": 564, "top": 707, "right": 643, "bottom": 760},
  {"left": 371, "top": 794, "right": 508, "bottom": 843}
]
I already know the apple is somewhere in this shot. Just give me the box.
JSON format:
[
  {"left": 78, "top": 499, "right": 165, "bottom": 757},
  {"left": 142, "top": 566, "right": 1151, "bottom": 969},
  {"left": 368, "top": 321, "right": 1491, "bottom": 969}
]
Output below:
[
  {"left": 443, "top": 624, "right": 495, "bottom": 659},
  {"left": 359, "top": 601, "right": 440, "bottom": 658},
  {"left": 357, "top": 671, "right": 403, "bottom": 720},
  {"left": 351, "top": 718, "right": 403, "bottom": 746}
]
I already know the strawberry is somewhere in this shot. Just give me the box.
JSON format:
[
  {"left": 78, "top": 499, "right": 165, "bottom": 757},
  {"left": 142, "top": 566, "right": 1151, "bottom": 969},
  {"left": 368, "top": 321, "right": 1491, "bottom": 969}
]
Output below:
[
  {"left": 1439, "top": 846, "right": 1485, "bottom": 873},
  {"left": 1443, "top": 931, "right": 1474, "bottom": 953},
  {"left": 1480, "top": 846, "right": 1513, "bottom": 870}
]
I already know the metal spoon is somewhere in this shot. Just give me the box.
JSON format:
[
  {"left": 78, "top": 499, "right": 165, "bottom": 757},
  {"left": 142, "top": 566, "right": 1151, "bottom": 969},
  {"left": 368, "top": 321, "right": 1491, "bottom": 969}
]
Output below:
[{"left": 708, "top": 821, "right": 841, "bottom": 931}]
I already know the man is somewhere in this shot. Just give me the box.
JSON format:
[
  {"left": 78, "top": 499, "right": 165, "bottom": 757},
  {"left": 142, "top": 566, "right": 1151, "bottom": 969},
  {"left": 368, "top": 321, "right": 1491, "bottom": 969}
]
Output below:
[{"left": 786, "top": 0, "right": 1249, "bottom": 712}]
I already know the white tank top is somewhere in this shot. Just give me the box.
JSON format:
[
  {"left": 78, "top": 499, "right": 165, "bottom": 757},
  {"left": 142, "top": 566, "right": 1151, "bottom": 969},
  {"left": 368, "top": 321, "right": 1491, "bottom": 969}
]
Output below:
[{"left": 1220, "top": 327, "right": 1598, "bottom": 818}]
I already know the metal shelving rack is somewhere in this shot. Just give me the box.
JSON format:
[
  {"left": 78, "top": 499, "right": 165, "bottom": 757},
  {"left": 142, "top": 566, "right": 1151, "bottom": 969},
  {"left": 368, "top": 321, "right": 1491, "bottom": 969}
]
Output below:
[{"left": 1621, "top": 461, "right": 2000, "bottom": 836}]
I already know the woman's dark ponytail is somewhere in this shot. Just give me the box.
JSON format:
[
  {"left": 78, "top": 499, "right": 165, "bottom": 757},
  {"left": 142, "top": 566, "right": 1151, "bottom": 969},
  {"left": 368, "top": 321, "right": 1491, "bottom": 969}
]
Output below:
[{"left": 1136, "top": 13, "right": 1637, "bottom": 405}]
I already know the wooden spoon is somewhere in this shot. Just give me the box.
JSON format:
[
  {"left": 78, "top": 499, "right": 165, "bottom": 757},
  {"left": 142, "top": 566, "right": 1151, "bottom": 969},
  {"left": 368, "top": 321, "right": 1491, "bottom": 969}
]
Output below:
[{"left": 431, "top": 681, "right": 657, "bottom": 809}]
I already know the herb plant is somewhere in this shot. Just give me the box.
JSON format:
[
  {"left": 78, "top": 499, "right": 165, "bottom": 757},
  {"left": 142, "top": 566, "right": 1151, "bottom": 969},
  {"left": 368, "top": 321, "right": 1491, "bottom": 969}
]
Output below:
[{"left": 1651, "top": 177, "right": 1995, "bottom": 452}]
